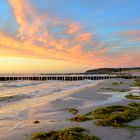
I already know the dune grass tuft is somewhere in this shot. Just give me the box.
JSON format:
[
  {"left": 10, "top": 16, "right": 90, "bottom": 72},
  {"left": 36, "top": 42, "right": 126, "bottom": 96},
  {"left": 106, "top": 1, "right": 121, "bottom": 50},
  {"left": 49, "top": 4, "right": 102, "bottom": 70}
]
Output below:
[
  {"left": 70, "top": 115, "right": 92, "bottom": 122},
  {"left": 112, "top": 82, "right": 124, "bottom": 85},
  {"left": 70, "top": 102, "right": 140, "bottom": 127},
  {"left": 0, "top": 95, "right": 23, "bottom": 102},
  {"left": 100, "top": 88, "right": 130, "bottom": 92},
  {"left": 128, "top": 102, "right": 140, "bottom": 107},
  {"left": 31, "top": 127, "right": 100, "bottom": 140},
  {"left": 125, "top": 93, "right": 140, "bottom": 100},
  {"left": 66, "top": 108, "right": 78, "bottom": 115},
  {"left": 132, "top": 79, "right": 140, "bottom": 87},
  {"left": 92, "top": 103, "right": 140, "bottom": 127}
]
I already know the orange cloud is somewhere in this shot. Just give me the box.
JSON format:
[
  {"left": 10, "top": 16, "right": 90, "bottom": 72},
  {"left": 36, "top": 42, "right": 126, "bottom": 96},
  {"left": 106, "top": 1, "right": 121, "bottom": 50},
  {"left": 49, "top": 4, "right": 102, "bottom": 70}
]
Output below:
[
  {"left": 4, "top": 0, "right": 139, "bottom": 69},
  {"left": 0, "top": 32, "right": 93, "bottom": 64},
  {"left": 106, "top": 51, "right": 140, "bottom": 67},
  {"left": 119, "top": 30, "right": 140, "bottom": 42},
  {"left": 121, "top": 30, "right": 140, "bottom": 37},
  {"left": 67, "top": 23, "right": 81, "bottom": 34},
  {"left": 130, "top": 38, "right": 140, "bottom": 42},
  {"left": 74, "top": 33, "right": 92, "bottom": 43},
  {"left": 1, "top": 30, "right": 140, "bottom": 68},
  {"left": 9, "top": 0, "right": 42, "bottom": 40}
]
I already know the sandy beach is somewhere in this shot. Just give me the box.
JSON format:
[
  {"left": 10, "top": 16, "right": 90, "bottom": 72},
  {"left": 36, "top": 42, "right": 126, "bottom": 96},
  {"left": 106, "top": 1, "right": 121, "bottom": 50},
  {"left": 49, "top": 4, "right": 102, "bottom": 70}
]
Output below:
[
  {"left": 0, "top": 78, "right": 140, "bottom": 140},
  {"left": 1, "top": 0, "right": 140, "bottom": 139}
]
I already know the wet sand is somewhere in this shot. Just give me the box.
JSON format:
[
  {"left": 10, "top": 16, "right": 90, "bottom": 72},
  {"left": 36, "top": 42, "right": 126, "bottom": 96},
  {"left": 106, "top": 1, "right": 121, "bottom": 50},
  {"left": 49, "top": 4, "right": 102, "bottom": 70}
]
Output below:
[{"left": 1, "top": 79, "right": 140, "bottom": 140}]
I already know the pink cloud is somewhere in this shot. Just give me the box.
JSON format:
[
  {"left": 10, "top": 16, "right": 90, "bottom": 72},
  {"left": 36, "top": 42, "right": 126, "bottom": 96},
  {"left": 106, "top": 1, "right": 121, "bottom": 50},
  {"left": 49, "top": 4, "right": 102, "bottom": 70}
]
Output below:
[
  {"left": 130, "top": 37, "right": 140, "bottom": 42},
  {"left": 1, "top": 0, "right": 138, "bottom": 68},
  {"left": 74, "top": 33, "right": 92, "bottom": 43},
  {"left": 67, "top": 23, "right": 81, "bottom": 34},
  {"left": 120, "top": 30, "right": 140, "bottom": 37},
  {"left": 118, "top": 29, "right": 140, "bottom": 42}
]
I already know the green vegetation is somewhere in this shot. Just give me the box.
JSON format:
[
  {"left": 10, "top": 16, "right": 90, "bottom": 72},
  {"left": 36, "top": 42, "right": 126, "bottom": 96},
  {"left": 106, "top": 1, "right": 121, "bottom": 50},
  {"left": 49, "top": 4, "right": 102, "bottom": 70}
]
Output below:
[
  {"left": 33, "top": 120, "right": 40, "bottom": 124},
  {"left": 31, "top": 127, "right": 100, "bottom": 140},
  {"left": 124, "top": 125, "right": 140, "bottom": 129},
  {"left": 0, "top": 95, "right": 23, "bottom": 102},
  {"left": 112, "top": 82, "right": 119, "bottom": 85},
  {"left": 66, "top": 108, "right": 78, "bottom": 115},
  {"left": 128, "top": 102, "right": 140, "bottom": 107},
  {"left": 101, "top": 88, "right": 130, "bottom": 92},
  {"left": 95, "top": 106, "right": 140, "bottom": 127},
  {"left": 91, "top": 103, "right": 140, "bottom": 127},
  {"left": 70, "top": 115, "right": 92, "bottom": 122},
  {"left": 125, "top": 93, "right": 140, "bottom": 100},
  {"left": 131, "top": 79, "right": 140, "bottom": 87},
  {"left": 90, "top": 105, "right": 129, "bottom": 119},
  {"left": 70, "top": 103, "right": 140, "bottom": 128},
  {"left": 112, "top": 82, "right": 124, "bottom": 85},
  {"left": 85, "top": 67, "right": 140, "bottom": 74}
]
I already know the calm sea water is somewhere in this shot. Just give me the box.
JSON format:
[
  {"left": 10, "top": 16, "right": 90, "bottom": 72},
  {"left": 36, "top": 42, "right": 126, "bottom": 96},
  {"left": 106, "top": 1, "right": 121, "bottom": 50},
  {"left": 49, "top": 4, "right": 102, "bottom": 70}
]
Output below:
[
  {"left": 0, "top": 79, "right": 96, "bottom": 105},
  {"left": 0, "top": 79, "right": 96, "bottom": 136},
  {"left": 0, "top": 78, "right": 139, "bottom": 137}
]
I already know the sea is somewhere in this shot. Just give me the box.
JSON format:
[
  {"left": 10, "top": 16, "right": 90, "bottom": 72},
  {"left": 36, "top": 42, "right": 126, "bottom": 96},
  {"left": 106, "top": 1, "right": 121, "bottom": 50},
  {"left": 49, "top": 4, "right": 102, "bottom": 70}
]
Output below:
[{"left": 0, "top": 78, "right": 95, "bottom": 136}]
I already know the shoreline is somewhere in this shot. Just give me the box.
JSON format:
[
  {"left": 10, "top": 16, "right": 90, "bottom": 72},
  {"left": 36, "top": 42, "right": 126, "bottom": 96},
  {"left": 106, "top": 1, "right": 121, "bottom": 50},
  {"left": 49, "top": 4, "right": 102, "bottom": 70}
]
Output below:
[
  {"left": 0, "top": 80, "right": 102, "bottom": 114},
  {"left": 0, "top": 80, "right": 101, "bottom": 138},
  {"left": 0, "top": 78, "right": 140, "bottom": 140}
]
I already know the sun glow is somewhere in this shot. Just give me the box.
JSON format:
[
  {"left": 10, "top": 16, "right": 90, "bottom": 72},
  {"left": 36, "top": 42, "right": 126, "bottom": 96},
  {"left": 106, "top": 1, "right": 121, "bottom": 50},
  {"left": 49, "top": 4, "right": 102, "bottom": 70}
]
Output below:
[{"left": 0, "top": 56, "right": 88, "bottom": 73}]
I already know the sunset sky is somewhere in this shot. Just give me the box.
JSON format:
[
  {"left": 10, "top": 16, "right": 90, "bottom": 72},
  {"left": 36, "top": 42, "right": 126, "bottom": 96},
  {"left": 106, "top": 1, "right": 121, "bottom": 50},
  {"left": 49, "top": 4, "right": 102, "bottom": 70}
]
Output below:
[{"left": 0, "top": 0, "right": 140, "bottom": 73}]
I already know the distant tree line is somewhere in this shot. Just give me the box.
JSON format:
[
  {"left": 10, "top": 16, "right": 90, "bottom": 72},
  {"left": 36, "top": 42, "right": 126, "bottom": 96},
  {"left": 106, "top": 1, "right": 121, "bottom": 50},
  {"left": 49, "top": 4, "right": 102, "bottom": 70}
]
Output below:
[{"left": 85, "top": 67, "right": 140, "bottom": 74}]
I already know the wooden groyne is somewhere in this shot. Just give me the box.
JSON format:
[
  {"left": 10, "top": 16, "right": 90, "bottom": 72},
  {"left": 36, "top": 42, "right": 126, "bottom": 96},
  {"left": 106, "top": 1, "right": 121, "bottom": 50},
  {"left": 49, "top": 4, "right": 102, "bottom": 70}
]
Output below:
[{"left": 0, "top": 74, "right": 138, "bottom": 81}]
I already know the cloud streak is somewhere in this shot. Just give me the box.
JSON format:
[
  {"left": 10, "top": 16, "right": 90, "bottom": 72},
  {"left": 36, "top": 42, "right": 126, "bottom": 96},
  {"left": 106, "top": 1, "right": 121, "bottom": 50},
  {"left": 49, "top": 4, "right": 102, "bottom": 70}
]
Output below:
[
  {"left": 119, "top": 30, "right": 140, "bottom": 42},
  {"left": 0, "top": 0, "right": 138, "bottom": 69},
  {"left": 9, "top": 0, "right": 42, "bottom": 40}
]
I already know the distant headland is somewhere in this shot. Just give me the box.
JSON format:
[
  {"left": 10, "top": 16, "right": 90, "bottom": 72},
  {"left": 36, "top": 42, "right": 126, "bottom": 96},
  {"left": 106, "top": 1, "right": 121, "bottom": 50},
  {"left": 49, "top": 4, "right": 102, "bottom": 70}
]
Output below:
[{"left": 85, "top": 67, "right": 140, "bottom": 74}]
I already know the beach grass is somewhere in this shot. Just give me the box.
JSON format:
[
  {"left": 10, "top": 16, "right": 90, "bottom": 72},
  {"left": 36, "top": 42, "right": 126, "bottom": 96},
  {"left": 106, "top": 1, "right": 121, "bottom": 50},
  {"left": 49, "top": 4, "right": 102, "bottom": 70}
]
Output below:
[
  {"left": 70, "top": 115, "right": 92, "bottom": 122},
  {"left": 92, "top": 103, "right": 140, "bottom": 127},
  {"left": 100, "top": 88, "right": 130, "bottom": 92},
  {"left": 70, "top": 102, "right": 140, "bottom": 128},
  {"left": 131, "top": 79, "right": 140, "bottom": 87},
  {"left": 125, "top": 93, "right": 140, "bottom": 100},
  {"left": 128, "top": 102, "right": 140, "bottom": 107},
  {"left": 31, "top": 127, "right": 100, "bottom": 140},
  {"left": 66, "top": 108, "right": 78, "bottom": 115},
  {"left": 112, "top": 82, "right": 124, "bottom": 85},
  {"left": 0, "top": 95, "right": 23, "bottom": 102}
]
